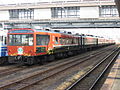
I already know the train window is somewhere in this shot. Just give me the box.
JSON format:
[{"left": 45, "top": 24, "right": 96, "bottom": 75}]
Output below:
[
  {"left": 62, "top": 38, "right": 66, "bottom": 45},
  {"left": 68, "top": 38, "right": 72, "bottom": 44},
  {"left": 1, "top": 36, "right": 3, "bottom": 41},
  {"left": 84, "top": 38, "right": 97, "bottom": 45},
  {"left": 0, "top": 36, "right": 2, "bottom": 41},
  {"left": 72, "top": 38, "right": 78, "bottom": 44},
  {"left": 0, "top": 36, "right": 4, "bottom": 45},
  {"left": 72, "top": 38, "right": 76, "bottom": 44},
  {"left": 60, "top": 38, "right": 72, "bottom": 45},
  {"left": 0, "top": 24, "right": 2, "bottom": 28},
  {"left": 54, "top": 37, "right": 59, "bottom": 44},
  {"left": 36, "top": 35, "right": 50, "bottom": 45},
  {"left": 8, "top": 34, "right": 33, "bottom": 46},
  {"left": 84, "top": 38, "right": 90, "bottom": 44},
  {"left": 5, "top": 37, "right": 7, "bottom": 45},
  {"left": 0, "top": 36, "right": 2, "bottom": 45},
  {"left": 65, "top": 38, "right": 68, "bottom": 44},
  {"left": 2, "top": 36, "right": 5, "bottom": 45},
  {"left": 59, "top": 38, "right": 64, "bottom": 45},
  {"left": 59, "top": 37, "right": 62, "bottom": 44},
  {"left": 76, "top": 38, "right": 79, "bottom": 44}
]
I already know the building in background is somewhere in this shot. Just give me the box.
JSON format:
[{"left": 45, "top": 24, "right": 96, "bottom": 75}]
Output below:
[
  {"left": 0, "top": 0, "right": 118, "bottom": 21},
  {"left": 0, "top": 0, "right": 120, "bottom": 43}
]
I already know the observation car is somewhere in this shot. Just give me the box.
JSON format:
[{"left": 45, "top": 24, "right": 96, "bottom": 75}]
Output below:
[{"left": 7, "top": 26, "right": 115, "bottom": 65}]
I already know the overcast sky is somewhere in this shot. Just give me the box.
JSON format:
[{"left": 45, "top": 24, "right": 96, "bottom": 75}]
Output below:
[{"left": 59, "top": 28, "right": 120, "bottom": 43}]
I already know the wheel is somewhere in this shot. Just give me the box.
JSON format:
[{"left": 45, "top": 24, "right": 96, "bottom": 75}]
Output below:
[
  {"left": 26, "top": 57, "right": 34, "bottom": 65},
  {"left": 40, "top": 56, "right": 48, "bottom": 65},
  {"left": 0, "top": 57, "right": 8, "bottom": 65},
  {"left": 48, "top": 55, "right": 55, "bottom": 61}
]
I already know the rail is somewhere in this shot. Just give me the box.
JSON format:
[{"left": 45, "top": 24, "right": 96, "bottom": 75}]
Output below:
[
  {"left": 66, "top": 47, "right": 120, "bottom": 90},
  {"left": 0, "top": 45, "right": 118, "bottom": 89}
]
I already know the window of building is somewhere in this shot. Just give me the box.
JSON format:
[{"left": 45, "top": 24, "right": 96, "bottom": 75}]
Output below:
[
  {"left": 9, "top": 9, "right": 34, "bottom": 19},
  {"left": 100, "top": 5, "right": 119, "bottom": 17},
  {"left": 51, "top": 7, "right": 80, "bottom": 18}
]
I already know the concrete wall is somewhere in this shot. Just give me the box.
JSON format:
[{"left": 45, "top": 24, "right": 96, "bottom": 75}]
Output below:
[
  {"left": 34, "top": 8, "right": 51, "bottom": 19},
  {"left": 0, "top": 10, "right": 9, "bottom": 20},
  {"left": 80, "top": 6, "right": 99, "bottom": 18}
]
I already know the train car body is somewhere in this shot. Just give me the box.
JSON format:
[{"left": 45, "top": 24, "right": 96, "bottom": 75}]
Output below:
[
  {"left": 0, "top": 30, "right": 8, "bottom": 64},
  {"left": 98, "top": 37, "right": 115, "bottom": 47},
  {"left": 7, "top": 27, "right": 115, "bottom": 65},
  {"left": 82, "top": 35, "right": 98, "bottom": 49},
  {"left": 8, "top": 28, "right": 81, "bottom": 64}
]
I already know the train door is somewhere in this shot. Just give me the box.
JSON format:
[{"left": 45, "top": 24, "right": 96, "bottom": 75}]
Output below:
[
  {"left": 79, "top": 36, "right": 82, "bottom": 47},
  {"left": 0, "top": 36, "right": 2, "bottom": 57},
  {"left": 36, "top": 34, "right": 50, "bottom": 55},
  {"left": 82, "top": 36, "right": 85, "bottom": 49},
  {"left": 96, "top": 38, "right": 98, "bottom": 46}
]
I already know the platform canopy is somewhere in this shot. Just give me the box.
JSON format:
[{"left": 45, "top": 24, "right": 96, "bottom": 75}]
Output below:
[{"left": 115, "top": 0, "right": 120, "bottom": 16}]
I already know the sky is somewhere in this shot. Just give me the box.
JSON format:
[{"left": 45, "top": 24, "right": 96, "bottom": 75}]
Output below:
[{"left": 59, "top": 28, "right": 120, "bottom": 43}]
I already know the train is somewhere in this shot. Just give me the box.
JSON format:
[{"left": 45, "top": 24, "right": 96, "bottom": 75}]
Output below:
[
  {"left": 7, "top": 26, "right": 115, "bottom": 65},
  {"left": 0, "top": 30, "right": 8, "bottom": 64}
]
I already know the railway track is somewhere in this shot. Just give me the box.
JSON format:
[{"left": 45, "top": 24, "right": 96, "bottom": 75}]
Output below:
[
  {"left": 0, "top": 45, "right": 118, "bottom": 90},
  {"left": 66, "top": 46, "right": 120, "bottom": 90},
  {"left": 0, "top": 64, "right": 25, "bottom": 77},
  {"left": 0, "top": 45, "right": 115, "bottom": 79},
  {"left": 0, "top": 46, "right": 110, "bottom": 76}
]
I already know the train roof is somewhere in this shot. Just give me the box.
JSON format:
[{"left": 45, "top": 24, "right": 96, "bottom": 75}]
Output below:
[
  {"left": 9, "top": 25, "right": 104, "bottom": 38},
  {"left": 8, "top": 25, "right": 76, "bottom": 36},
  {"left": 9, "top": 28, "right": 69, "bottom": 34}
]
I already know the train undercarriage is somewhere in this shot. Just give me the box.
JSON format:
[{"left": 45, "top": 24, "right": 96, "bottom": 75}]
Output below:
[{"left": 7, "top": 44, "right": 109, "bottom": 65}]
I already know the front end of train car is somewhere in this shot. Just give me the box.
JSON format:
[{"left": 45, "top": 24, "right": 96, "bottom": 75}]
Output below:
[
  {"left": 0, "top": 30, "right": 8, "bottom": 64},
  {"left": 7, "top": 28, "right": 37, "bottom": 64}
]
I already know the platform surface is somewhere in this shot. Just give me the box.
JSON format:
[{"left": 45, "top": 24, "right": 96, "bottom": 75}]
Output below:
[{"left": 101, "top": 54, "right": 120, "bottom": 90}]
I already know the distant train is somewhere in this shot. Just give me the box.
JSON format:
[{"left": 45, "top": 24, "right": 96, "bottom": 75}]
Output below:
[
  {"left": 7, "top": 26, "right": 115, "bottom": 65},
  {"left": 0, "top": 30, "right": 8, "bottom": 64}
]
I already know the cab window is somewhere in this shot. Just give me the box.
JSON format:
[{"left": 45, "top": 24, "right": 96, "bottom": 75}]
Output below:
[{"left": 8, "top": 34, "right": 33, "bottom": 46}]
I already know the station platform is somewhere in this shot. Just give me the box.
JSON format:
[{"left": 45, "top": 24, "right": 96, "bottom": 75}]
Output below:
[{"left": 101, "top": 54, "right": 120, "bottom": 90}]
